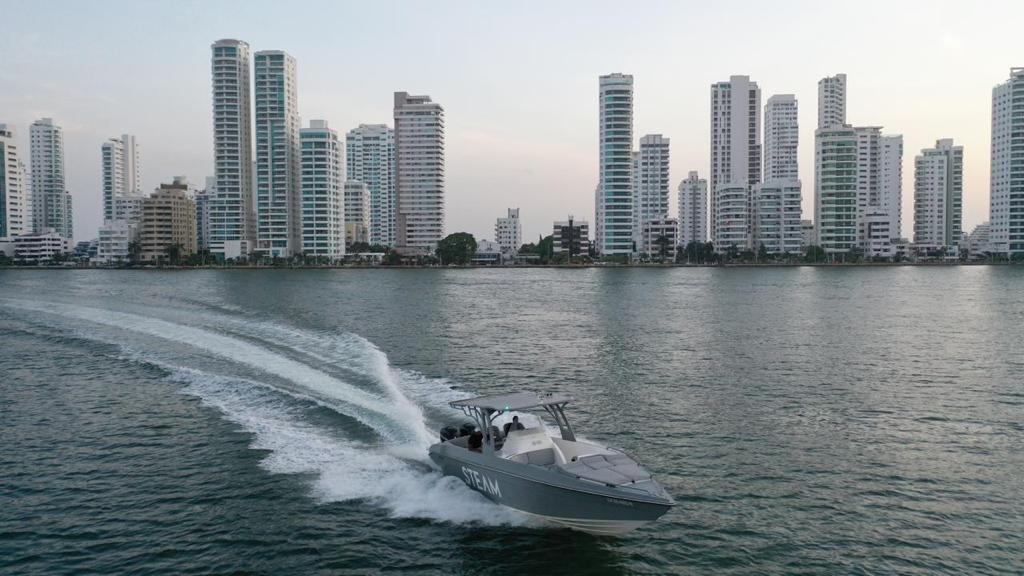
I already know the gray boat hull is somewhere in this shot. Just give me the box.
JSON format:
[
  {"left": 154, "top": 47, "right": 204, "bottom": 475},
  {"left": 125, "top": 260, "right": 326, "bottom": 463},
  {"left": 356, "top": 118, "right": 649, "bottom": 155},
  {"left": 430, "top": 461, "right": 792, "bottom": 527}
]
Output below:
[{"left": 429, "top": 443, "right": 673, "bottom": 535}]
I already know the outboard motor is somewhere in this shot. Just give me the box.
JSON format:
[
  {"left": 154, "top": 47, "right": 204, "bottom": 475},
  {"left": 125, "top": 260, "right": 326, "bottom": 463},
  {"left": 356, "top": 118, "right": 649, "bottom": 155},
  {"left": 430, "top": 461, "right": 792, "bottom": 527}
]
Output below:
[
  {"left": 458, "top": 422, "right": 476, "bottom": 437},
  {"left": 439, "top": 425, "right": 458, "bottom": 442}
]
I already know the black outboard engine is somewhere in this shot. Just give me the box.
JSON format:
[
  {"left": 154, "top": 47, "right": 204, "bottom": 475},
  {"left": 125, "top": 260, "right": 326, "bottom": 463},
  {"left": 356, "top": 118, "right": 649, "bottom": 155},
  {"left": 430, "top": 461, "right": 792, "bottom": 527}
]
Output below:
[
  {"left": 458, "top": 422, "right": 476, "bottom": 437},
  {"left": 439, "top": 425, "right": 458, "bottom": 442}
]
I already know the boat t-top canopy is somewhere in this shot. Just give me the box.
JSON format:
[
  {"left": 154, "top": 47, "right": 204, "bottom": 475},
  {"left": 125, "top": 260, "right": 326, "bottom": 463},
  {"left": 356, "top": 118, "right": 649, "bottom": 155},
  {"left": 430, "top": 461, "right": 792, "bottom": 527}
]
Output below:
[
  {"left": 450, "top": 392, "right": 577, "bottom": 444},
  {"left": 450, "top": 391, "right": 573, "bottom": 412}
]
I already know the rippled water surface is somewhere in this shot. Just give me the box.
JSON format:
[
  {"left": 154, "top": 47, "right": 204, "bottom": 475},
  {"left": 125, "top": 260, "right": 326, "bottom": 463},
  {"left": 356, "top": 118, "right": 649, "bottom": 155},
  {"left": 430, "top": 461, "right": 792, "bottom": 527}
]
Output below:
[{"left": 1, "top": 267, "right": 1023, "bottom": 574}]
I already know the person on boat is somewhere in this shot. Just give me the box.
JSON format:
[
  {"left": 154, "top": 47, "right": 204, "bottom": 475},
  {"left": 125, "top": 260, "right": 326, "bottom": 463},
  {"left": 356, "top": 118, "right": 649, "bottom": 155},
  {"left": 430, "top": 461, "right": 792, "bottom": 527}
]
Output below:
[
  {"left": 502, "top": 415, "right": 525, "bottom": 437},
  {"left": 468, "top": 431, "right": 483, "bottom": 452}
]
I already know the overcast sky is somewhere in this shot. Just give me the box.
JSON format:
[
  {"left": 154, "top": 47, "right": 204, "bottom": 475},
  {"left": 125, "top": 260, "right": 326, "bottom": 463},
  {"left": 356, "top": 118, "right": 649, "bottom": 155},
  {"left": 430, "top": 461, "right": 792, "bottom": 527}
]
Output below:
[{"left": 2, "top": 0, "right": 1021, "bottom": 243}]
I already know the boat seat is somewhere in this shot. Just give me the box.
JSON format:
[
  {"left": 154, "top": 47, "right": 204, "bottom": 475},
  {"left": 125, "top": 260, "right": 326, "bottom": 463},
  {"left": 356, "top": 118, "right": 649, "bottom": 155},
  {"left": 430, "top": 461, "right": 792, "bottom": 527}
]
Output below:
[
  {"left": 511, "top": 448, "right": 556, "bottom": 466},
  {"left": 560, "top": 454, "right": 652, "bottom": 486}
]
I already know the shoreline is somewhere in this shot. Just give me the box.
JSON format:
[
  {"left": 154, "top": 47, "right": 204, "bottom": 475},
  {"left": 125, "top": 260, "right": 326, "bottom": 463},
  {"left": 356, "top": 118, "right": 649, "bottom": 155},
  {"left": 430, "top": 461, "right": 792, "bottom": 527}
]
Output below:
[{"left": 0, "top": 261, "right": 1013, "bottom": 270}]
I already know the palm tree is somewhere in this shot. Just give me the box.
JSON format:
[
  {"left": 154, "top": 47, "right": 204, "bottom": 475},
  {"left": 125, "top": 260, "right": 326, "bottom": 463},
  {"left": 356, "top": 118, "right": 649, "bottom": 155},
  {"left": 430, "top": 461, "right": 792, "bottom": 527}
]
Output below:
[
  {"left": 164, "top": 243, "right": 184, "bottom": 266},
  {"left": 654, "top": 235, "right": 671, "bottom": 263},
  {"left": 127, "top": 241, "right": 142, "bottom": 265}
]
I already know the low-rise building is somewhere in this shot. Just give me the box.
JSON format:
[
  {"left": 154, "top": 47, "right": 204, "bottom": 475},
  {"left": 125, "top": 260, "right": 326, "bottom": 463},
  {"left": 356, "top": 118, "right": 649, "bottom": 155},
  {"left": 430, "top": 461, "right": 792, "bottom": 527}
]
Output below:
[
  {"left": 139, "top": 178, "right": 197, "bottom": 263},
  {"left": 638, "top": 218, "right": 678, "bottom": 258},
  {"left": 965, "top": 222, "right": 993, "bottom": 259},
  {"left": 0, "top": 237, "right": 14, "bottom": 258},
  {"left": 73, "top": 240, "right": 98, "bottom": 261},
  {"left": 552, "top": 216, "right": 590, "bottom": 256},
  {"left": 862, "top": 212, "right": 896, "bottom": 258},
  {"left": 13, "top": 230, "right": 69, "bottom": 263},
  {"left": 472, "top": 239, "right": 502, "bottom": 265},
  {"left": 96, "top": 220, "right": 139, "bottom": 264}
]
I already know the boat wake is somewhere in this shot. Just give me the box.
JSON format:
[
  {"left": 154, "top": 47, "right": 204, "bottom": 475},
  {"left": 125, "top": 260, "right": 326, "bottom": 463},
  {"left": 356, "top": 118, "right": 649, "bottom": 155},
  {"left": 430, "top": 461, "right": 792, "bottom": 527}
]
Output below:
[{"left": 0, "top": 298, "right": 530, "bottom": 528}]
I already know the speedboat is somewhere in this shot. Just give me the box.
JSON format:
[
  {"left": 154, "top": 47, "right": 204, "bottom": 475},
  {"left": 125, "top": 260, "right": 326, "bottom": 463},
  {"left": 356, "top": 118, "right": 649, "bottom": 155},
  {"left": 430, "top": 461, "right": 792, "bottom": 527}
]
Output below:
[{"left": 428, "top": 392, "right": 674, "bottom": 535}]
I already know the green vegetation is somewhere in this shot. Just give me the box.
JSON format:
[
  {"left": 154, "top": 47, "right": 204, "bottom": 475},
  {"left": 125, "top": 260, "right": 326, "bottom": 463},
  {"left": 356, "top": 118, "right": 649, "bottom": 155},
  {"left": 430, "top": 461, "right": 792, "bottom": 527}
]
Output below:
[{"left": 436, "top": 232, "right": 477, "bottom": 265}]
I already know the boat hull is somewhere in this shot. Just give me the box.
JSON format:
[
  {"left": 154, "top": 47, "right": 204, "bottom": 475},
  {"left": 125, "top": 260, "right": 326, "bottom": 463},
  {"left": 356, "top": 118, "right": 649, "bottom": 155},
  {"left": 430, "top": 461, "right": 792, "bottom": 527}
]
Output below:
[{"left": 429, "top": 443, "right": 672, "bottom": 535}]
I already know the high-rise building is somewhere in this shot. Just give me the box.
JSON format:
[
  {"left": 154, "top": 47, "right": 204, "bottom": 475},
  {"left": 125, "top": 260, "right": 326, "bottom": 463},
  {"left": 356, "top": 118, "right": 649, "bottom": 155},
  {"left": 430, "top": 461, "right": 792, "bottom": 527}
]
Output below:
[
  {"left": 346, "top": 124, "right": 395, "bottom": 247},
  {"left": 990, "top": 67, "right": 1024, "bottom": 256},
  {"left": 393, "top": 92, "right": 444, "bottom": 251},
  {"left": 710, "top": 76, "right": 761, "bottom": 250},
  {"left": 814, "top": 125, "right": 859, "bottom": 252},
  {"left": 344, "top": 181, "right": 370, "bottom": 246},
  {"left": 854, "top": 130, "right": 903, "bottom": 254},
  {"left": 101, "top": 134, "right": 140, "bottom": 222},
  {"left": 194, "top": 187, "right": 212, "bottom": 252},
  {"left": 254, "top": 50, "right": 300, "bottom": 258},
  {"left": 300, "top": 120, "right": 344, "bottom": 259},
  {"left": 209, "top": 39, "right": 254, "bottom": 260},
  {"left": 0, "top": 124, "right": 30, "bottom": 237},
  {"left": 818, "top": 74, "right": 847, "bottom": 130},
  {"left": 877, "top": 134, "right": 904, "bottom": 242},
  {"left": 678, "top": 171, "right": 708, "bottom": 245},
  {"left": 757, "top": 94, "right": 802, "bottom": 254},
  {"left": 633, "top": 134, "right": 670, "bottom": 255},
  {"left": 495, "top": 208, "right": 521, "bottom": 255},
  {"left": 597, "top": 73, "right": 634, "bottom": 256},
  {"left": 764, "top": 95, "right": 799, "bottom": 181},
  {"left": 814, "top": 74, "right": 901, "bottom": 257},
  {"left": 29, "top": 118, "right": 73, "bottom": 240},
  {"left": 139, "top": 178, "right": 197, "bottom": 263},
  {"left": 914, "top": 139, "right": 964, "bottom": 250}
]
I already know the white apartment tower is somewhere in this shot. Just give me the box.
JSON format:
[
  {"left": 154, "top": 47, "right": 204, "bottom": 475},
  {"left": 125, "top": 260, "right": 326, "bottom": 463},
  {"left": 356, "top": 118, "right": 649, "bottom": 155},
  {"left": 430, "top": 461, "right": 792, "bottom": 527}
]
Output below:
[
  {"left": 877, "top": 134, "right": 904, "bottom": 241},
  {"left": 300, "top": 120, "right": 344, "bottom": 259},
  {"left": 101, "top": 134, "right": 140, "bottom": 222},
  {"left": 914, "top": 139, "right": 964, "bottom": 250},
  {"left": 393, "top": 92, "right": 444, "bottom": 251},
  {"left": 818, "top": 74, "right": 847, "bottom": 130},
  {"left": 710, "top": 76, "right": 761, "bottom": 250},
  {"left": 495, "top": 207, "right": 522, "bottom": 254},
  {"left": 254, "top": 50, "right": 300, "bottom": 258},
  {"left": 30, "top": 118, "right": 72, "bottom": 239},
  {"left": 764, "top": 95, "right": 799, "bottom": 181},
  {"left": 597, "top": 73, "right": 634, "bottom": 256},
  {"left": 633, "top": 134, "right": 670, "bottom": 254},
  {"left": 990, "top": 68, "right": 1024, "bottom": 256},
  {"left": 814, "top": 74, "right": 902, "bottom": 256},
  {"left": 346, "top": 124, "right": 395, "bottom": 246},
  {"left": 678, "top": 171, "right": 708, "bottom": 245},
  {"left": 0, "top": 124, "right": 30, "bottom": 237},
  {"left": 756, "top": 94, "right": 802, "bottom": 254},
  {"left": 815, "top": 125, "right": 858, "bottom": 252},
  {"left": 209, "top": 39, "right": 254, "bottom": 260}
]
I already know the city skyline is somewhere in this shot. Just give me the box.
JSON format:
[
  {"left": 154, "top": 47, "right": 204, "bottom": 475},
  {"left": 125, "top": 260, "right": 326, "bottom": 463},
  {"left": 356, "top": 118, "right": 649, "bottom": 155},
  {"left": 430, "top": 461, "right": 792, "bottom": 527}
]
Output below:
[{"left": 1, "top": 1, "right": 1021, "bottom": 243}]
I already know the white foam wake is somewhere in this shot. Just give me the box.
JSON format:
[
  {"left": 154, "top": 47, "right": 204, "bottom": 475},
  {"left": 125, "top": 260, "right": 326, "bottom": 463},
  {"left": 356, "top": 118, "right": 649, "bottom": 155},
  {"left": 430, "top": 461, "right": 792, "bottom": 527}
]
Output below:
[
  {"left": 1, "top": 299, "right": 426, "bottom": 445},
  {"left": 173, "top": 368, "right": 529, "bottom": 526},
  {"left": 0, "top": 297, "right": 532, "bottom": 527}
]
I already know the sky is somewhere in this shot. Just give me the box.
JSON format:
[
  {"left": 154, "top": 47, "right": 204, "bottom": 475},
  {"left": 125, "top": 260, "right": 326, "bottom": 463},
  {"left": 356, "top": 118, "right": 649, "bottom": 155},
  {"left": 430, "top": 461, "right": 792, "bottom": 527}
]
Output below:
[{"left": 2, "top": 0, "right": 1021, "bottom": 243}]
